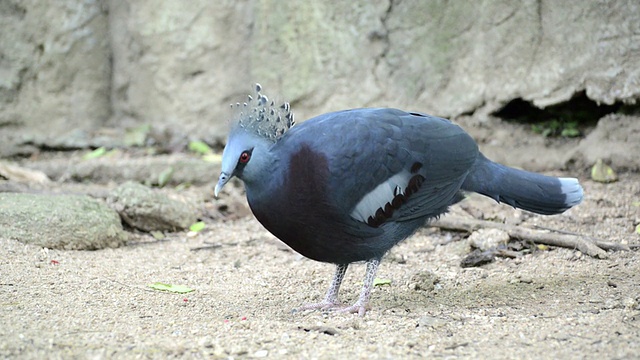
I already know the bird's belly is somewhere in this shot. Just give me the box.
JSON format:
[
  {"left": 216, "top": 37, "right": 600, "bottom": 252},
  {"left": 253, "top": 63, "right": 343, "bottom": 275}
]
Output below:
[{"left": 249, "top": 199, "right": 426, "bottom": 264}]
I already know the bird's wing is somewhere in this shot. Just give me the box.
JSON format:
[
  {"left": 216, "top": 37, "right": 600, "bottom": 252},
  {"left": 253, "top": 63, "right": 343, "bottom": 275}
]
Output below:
[{"left": 282, "top": 108, "right": 478, "bottom": 227}]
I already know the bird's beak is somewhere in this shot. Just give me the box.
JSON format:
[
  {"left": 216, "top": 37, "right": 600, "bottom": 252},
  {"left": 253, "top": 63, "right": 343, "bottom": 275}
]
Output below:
[{"left": 214, "top": 172, "right": 230, "bottom": 198}]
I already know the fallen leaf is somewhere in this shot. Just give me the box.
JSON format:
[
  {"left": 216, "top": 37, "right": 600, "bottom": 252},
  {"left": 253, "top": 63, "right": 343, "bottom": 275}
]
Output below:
[
  {"left": 147, "top": 282, "right": 194, "bottom": 294},
  {"left": 188, "top": 140, "right": 213, "bottom": 155},
  {"left": 373, "top": 278, "right": 392, "bottom": 286},
  {"left": 82, "top": 147, "right": 107, "bottom": 160},
  {"left": 202, "top": 153, "right": 222, "bottom": 163},
  {"left": 189, "top": 221, "right": 205, "bottom": 232},
  {"left": 150, "top": 231, "right": 165, "bottom": 240}
]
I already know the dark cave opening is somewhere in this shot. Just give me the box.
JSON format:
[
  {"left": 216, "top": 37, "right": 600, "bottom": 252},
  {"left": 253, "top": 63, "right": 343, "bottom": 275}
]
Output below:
[{"left": 491, "top": 91, "right": 631, "bottom": 137}]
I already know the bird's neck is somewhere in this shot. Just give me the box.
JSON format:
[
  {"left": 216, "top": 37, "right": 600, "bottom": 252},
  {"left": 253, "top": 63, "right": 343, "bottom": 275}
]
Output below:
[{"left": 243, "top": 147, "right": 279, "bottom": 204}]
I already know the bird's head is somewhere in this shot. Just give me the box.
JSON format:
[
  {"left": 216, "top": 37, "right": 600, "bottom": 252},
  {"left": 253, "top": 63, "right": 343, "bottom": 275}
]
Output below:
[{"left": 214, "top": 84, "right": 294, "bottom": 197}]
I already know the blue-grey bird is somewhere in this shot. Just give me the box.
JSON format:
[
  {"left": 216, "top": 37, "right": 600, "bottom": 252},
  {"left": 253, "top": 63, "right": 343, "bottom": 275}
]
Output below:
[{"left": 214, "top": 84, "right": 583, "bottom": 316}]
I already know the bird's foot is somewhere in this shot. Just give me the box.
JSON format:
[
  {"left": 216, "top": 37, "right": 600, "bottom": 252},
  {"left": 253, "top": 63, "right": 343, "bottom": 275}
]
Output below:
[
  {"left": 293, "top": 300, "right": 344, "bottom": 313},
  {"left": 336, "top": 301, "right": 368, "bottom": 317},
  {"left": 294, "top": 263, "right": 348, "bottom": 314}
]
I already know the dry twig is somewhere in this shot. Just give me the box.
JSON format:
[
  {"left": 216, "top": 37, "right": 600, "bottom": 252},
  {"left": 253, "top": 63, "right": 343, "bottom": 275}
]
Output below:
[{"left": 431, "top": 216, "right": 626, "bottom": 259}]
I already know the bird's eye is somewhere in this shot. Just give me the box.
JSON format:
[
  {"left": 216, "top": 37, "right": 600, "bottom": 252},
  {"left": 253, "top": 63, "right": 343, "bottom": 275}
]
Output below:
[{"left": 239, "top": 151, "right": 251, "bottom": 163}]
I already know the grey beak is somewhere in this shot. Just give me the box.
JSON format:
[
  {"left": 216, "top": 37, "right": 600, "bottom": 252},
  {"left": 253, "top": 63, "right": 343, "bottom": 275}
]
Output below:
[{"left": 214, "top": 172, "right": 230, "bottom": 198}]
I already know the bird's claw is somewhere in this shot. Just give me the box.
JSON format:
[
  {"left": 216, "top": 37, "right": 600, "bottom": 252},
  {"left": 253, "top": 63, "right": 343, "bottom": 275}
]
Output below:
[{"left": 336, "top": 302, "right": 368, "bottom": 316}]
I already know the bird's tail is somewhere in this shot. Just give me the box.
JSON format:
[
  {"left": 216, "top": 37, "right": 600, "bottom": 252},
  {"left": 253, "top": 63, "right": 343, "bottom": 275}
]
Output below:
[{"left": 461, "top": 153, "right": 583, "bottom": 215}]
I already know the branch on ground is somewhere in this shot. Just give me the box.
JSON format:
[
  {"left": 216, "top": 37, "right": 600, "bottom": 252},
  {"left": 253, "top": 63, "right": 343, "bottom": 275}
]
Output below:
[{"left": 431, "top": 216, "right": 630, "bottom": 260}]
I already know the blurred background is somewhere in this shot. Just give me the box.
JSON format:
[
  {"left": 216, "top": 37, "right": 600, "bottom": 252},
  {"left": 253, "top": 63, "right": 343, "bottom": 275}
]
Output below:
[{"left": 1, "top": 0, "right": 639, "bottom": 171}]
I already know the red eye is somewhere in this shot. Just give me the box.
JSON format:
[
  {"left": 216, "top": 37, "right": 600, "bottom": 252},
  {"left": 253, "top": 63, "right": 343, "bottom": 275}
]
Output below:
[{"left": 239, "top": 151, "right": 251, "bottom": 163}]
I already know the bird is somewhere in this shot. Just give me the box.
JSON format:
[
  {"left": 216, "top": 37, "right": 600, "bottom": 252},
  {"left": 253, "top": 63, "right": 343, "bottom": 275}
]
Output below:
[{"left": 214, "top": 84, "right": 584, "bottom": 316}]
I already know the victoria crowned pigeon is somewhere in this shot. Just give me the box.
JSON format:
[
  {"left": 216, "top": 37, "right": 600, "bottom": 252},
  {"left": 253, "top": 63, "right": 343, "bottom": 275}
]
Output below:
[{"left": 214, "top": 84, "right": 583, "bottom": 316}]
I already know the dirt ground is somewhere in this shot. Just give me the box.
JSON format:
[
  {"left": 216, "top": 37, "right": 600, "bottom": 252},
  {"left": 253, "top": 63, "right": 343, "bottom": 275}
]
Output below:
[{"left": 0, "top": 163, "right": 638, "bottom": 359}]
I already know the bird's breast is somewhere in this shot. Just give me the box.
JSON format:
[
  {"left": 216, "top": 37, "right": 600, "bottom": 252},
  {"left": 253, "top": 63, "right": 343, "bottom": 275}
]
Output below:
[{"left": 247, "top": 144, "right": 339, "bottom": 260}]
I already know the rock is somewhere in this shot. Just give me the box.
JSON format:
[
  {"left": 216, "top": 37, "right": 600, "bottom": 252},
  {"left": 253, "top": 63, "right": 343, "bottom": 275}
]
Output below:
[
  {"left": 460, "top": 249, "right": 496, "bottom": 268},
  {"left": 468, "top": 228, "right": 510, "bottom": 251},
  {"left": 24, "top": 154, "right": 219, "bottom": 186},
  {"left": 108, "top": 1, "right": 640, "bottom": 136},
  {"left": 591, "top": 159, "right": 618, "bottom": 183},
  {"left": 0, "top": 193, "right": 126, "bottom": 250},
  {"left": 0, "top": 1, "right": 110, "bottom": 157},
  {"left": 4, "top": 2, "right": 640, "bottom": 172},
  {"left": 622, "top": 297, "right": 638, "bottom": 310},
  {"left": 572, "top": 114, "right": 640, "bottom": 172},
  {"left": 108, "top": 181, "right": 198, "bottom": 232}
]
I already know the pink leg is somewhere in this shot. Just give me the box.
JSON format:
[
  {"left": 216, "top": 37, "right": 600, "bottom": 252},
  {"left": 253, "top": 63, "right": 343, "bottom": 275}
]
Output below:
[
  {"left": 295, "top": 263, "right": 348, "bottom": 312},
  {"left": 338, "top": 258, "right": 380, "bottom": 316}
]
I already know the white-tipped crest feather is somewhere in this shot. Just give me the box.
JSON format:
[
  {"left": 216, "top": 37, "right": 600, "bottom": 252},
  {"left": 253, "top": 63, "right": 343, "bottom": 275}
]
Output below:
[{"left": 230, "top": 83, "right": 295, "bottom": 142}]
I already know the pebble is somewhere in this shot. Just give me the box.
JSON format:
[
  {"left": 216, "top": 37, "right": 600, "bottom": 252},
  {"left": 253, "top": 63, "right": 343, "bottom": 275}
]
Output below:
[
  {"left": 468, "top": 228, "right": 510, "bottom": 251},
  {"left": 253, "top": 349, "right": 269, "bottom": 358},
  {"left": 623, "top": 297, "right": 638, "bottom": 310},
  {"left": 417, "top": 315, "right": 446, "bottom": 328},
  {"left": 198, "top": 336, "right": 213, "bottom": 348}
]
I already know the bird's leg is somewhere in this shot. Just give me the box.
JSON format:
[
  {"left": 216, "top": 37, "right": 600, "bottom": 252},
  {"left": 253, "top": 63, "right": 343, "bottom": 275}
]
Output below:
[
  {"left": 294, "top": 263, "right": 348, "bottom": 312},
  {"left": 338, "top": 257, "right": 381, "bottom": 316}
]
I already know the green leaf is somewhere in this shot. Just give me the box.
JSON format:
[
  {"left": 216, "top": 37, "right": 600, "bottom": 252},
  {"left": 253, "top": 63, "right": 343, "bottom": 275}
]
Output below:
[
  {"left": 150, "top": 231, "right": 165, "bottom": 240},
  {"left": 202, "top": 153, "right": 222, "bottom": 163},
  {"left": 157, "top": 167, "right": 174, "bottom": 187},
  {"left": 561, "top": 128, "right": 581, "bottom": 137},
  {"left": 188, "top": 140, "right": 213, "bottom": 155},
  {"left": 147, "top": 282, "right": 194, "bottom": 294},
  {"left": 373, "top": 278, "right": 392, "bottom": 286},
  {"left": 189, "top": 221, "right": 205, "bottom": 232},
  {"left": 83, "top": 147, "right": 107, "bottom": 160}
]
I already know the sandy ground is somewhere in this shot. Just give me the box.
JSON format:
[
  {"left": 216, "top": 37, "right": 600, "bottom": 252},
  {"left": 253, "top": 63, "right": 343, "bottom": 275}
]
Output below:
[{"left": 1, "top": 171, "right": 639, "bottom": 359}]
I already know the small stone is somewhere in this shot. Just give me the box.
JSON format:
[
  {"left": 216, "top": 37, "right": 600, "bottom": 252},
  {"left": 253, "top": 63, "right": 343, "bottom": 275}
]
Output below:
[
  {"left": 623, "top": 297, "right": 638, "bottom": 310},
  {"left": 591, "top": 159, "right": 618, "bottom": 183},
  {"left": 603, "top": 298, "right": 622, "bottom": 310},
  {"left": 417, "top": 315, "right": 446, "bottom": 328},
  {"left": 468, "top": 228, "right": 510, "bottom": 251},
  {"left": 198, "top": 336, "right": 213, "bottom": 348},
  {"left": 518, "top": 275, "right": 534, "bottom": 284},
  {"left": 253, "top": 349, "right": 268, "bottom": 358},
  {"left": 461, "top": 249, "right": 495, "bottom": 267}
]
